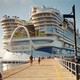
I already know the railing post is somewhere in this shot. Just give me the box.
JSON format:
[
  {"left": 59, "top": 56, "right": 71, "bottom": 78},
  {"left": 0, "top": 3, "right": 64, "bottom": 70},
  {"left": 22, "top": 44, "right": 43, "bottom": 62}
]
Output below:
[{"left": 71, "top": 62, "right": 72, "bottom": 74}]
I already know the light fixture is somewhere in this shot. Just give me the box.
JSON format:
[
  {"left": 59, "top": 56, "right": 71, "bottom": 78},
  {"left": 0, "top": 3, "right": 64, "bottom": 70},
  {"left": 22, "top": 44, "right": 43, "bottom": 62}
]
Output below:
[{"left": 61, "top": 5, "right": 79, "bottom": 80}]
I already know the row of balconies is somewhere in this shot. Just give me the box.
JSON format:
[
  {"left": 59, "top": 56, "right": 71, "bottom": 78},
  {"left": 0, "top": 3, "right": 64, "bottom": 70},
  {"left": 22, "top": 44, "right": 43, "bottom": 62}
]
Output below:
[
  {"left": 1, "top": 22, "right": 22, "bottom": 27},
  {"left": 31, "top": 15, "right": 62, "bottom": 25},
  {"left": 32, "top": 15, "right": 57, "bottom": 20},
  {"left": 31, "top": 16, "right": 61, "bottom": 23},
  {"left": 1, "top": 22, "right": 22, "bottom": 26},
  {"left": 32, "top": 19, "right": 57, "bottom": 24},
  {"left": 3, "top": 27, "right": 15, "bottom": 30},
  {"left": 3, "top": 26, "right": 17, "bottom": 30},
  {"left": 1, "top": 19, "right": 23, "bottom": 24},
  {"left": 31, "top": 11, "right": 59, "bottom": 18},
  {"left": 34, "top": 22, "right": 57, "bottom": 26},
  {"left": 3, "top": 30, "right": 13, "bottom": 35}
]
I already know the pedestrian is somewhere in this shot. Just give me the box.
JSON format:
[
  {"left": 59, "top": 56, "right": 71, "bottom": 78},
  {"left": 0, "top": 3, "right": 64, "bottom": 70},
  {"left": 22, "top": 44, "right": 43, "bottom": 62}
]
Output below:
[
  {"left": 0, "top": 73, "right": 2, "bottom": 80},
  {"left": 38, "top": 57, "right": 41, "bottom": 64},
  {"left": 29, "top": 55, "right": 33, "bottom": 65}
]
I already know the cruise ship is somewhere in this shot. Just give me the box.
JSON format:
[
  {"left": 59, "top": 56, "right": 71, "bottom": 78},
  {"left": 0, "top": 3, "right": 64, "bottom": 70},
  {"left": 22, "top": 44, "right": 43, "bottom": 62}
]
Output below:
[{"left": 1, "top": 6, "right": 80, "bottom": 61}]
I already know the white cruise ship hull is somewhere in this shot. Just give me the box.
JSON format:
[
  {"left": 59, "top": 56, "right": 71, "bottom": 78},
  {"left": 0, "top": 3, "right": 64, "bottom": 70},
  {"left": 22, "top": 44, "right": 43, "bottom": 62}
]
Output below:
[{"left": 2, "top": 36, "right": 62, "bottom": 61}]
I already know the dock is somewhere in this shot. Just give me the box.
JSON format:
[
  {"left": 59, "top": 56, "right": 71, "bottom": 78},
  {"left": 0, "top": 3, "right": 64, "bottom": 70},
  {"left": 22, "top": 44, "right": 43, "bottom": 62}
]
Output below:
[{"left": 2, "top": 58, "right": 76, "bottom": 80}]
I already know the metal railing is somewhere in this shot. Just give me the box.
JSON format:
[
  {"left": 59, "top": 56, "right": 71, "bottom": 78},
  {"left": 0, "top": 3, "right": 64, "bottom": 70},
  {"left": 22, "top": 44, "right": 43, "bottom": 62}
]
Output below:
[
  {"left": 0, "top": 61, "right": 27, "bottom": 73},
  {"left": 58, "top": 59, "right": 80, "bottom": 76}
]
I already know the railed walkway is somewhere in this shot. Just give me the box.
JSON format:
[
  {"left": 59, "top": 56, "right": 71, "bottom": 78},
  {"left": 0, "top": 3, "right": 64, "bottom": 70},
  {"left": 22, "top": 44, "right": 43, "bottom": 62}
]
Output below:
[{"left": 2, "top": 58, "right": 76, "bottom": 80}]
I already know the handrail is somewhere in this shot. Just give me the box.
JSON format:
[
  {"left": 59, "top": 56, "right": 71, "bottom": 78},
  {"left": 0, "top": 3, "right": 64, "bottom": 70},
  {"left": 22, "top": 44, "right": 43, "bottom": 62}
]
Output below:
[
  {"left": 0, "top": 61, "right": 27, "bottom": 73},
  {"left": 58, "top": 59, "right": 78, "bottom": 76}
]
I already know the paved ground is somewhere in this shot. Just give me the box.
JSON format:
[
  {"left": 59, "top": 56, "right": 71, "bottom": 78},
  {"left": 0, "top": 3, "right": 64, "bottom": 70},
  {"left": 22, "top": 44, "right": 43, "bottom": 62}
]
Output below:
[{"left": 2, "top": 58, "right": 76, "bottom": 80}]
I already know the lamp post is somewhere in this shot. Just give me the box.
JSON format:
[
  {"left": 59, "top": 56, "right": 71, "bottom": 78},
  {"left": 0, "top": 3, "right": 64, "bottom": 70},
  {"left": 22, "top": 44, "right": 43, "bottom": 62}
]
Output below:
[{"left": 61, "top": 5, "right": 79, "bottom": 80}]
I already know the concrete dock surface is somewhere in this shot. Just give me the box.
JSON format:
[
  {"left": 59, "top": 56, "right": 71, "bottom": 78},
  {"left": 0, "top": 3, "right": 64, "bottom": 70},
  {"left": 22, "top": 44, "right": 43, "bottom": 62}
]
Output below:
[{"left": 2, "top": 58, "right": 76, "bottom": 80}]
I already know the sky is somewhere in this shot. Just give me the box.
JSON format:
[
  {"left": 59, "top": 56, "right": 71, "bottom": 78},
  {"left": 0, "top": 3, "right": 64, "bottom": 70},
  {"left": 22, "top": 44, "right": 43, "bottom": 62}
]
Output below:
[{"left": 0, "top": 0, "right": 80, "bottom": 56}]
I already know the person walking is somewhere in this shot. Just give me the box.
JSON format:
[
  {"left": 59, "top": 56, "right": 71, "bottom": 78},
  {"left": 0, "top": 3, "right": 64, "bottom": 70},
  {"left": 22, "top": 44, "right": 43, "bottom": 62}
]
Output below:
[
  {"left": 38, "top": 57, "right": 41, "bottom": 64},
  {"left": 29, "top": 55, "right": 33, "bottom": 65}
]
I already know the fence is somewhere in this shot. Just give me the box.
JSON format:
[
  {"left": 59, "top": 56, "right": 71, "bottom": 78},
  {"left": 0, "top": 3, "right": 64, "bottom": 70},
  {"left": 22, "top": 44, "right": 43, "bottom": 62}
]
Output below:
[
  {"left": 0, "top": 61, "right": 27, "bottom": 72},
  {"left": 58, "top": 59, "right": 80, "bottom": 76}
]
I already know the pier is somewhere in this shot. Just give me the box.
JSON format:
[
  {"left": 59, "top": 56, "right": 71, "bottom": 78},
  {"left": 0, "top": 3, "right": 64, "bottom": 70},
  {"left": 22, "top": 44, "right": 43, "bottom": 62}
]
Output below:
[{"left": 1, "top": 58, "right": 76, "bottom": 80}]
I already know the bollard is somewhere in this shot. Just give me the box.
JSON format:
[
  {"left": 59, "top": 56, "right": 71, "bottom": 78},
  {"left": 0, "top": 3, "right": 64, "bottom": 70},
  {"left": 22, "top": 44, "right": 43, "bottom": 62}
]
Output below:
[{"left": 0, "top": 73, "right": 2, "bottom": 80}]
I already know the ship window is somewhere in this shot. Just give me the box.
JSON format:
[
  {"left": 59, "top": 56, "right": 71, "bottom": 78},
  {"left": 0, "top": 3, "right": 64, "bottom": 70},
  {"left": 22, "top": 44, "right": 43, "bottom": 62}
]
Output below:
[{"left": 55, "top": 12, "right": 59, "bottom": 15}]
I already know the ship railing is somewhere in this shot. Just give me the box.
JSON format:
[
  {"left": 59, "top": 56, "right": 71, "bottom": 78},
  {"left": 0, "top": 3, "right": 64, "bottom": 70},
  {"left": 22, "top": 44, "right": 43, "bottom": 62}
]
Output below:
[
  {"left": 0, "top": 61, "right": 27, "bottom": 73},
  {"left": 57, "top": 58, "right": 80, "bottom": 76}
]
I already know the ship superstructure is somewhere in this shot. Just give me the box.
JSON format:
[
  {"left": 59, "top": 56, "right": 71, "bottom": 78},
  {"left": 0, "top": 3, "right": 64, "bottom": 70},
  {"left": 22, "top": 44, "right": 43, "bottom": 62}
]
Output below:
[
  {"left": 30, "top": 6, "right": 80, "bottom": 54},
  {"left": 1, "top": 15, "right": 23, "bottom": 48}
]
